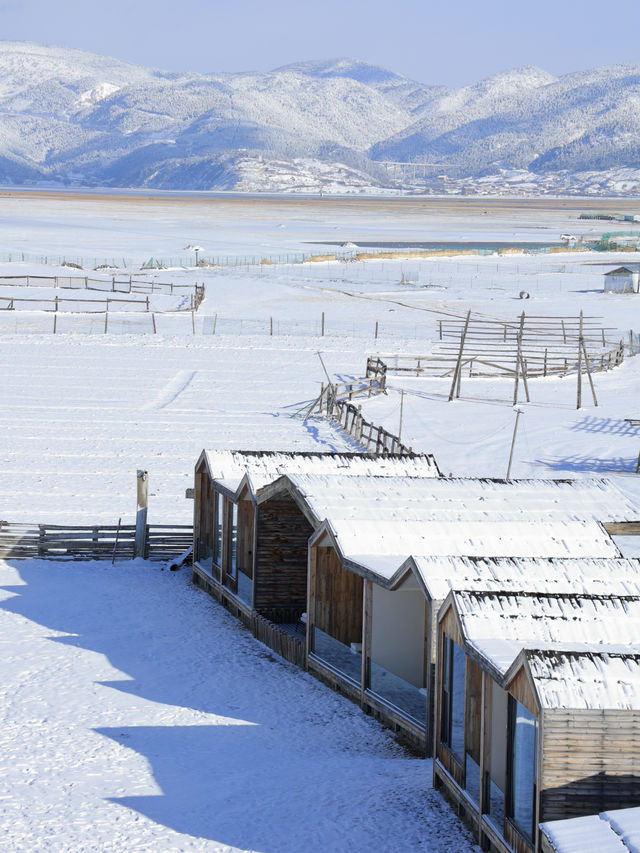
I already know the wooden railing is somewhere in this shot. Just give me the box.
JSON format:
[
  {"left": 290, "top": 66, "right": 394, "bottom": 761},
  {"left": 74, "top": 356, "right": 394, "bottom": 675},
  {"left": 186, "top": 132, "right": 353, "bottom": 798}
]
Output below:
[
  {"left": 250, "top": 613, "right": 306, "bottom": 669},
  {"left": 0, "top": 521, "right": 193, "bottom": 562}
]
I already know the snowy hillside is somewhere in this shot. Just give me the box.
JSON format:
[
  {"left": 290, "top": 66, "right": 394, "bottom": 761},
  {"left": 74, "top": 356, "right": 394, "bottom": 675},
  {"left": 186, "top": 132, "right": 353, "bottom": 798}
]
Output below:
[{"left": 0, "top": 42, "right": 639, "bottom": 194}]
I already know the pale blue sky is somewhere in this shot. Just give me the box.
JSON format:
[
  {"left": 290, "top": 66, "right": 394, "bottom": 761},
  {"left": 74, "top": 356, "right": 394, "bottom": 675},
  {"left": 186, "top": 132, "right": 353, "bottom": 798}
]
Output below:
[{"left": 2, "top": 0, "right": 639, "bottom": 85}]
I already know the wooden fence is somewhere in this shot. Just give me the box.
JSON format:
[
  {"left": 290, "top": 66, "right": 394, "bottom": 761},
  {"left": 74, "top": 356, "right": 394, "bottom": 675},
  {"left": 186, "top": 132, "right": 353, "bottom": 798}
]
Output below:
[
  {"left": 0, "top": 522, "right": 193, "bottom": 562},
  {"left": 251, "top": 613, "right": 306, "bottom": 669},
  {"left": 378, "top": 312, "right": 626, "bottom": 380},
  {"left": 0, "top": 274, "right": 204, "bottom": 297},
  {"left": 308, "top": 370, "right": 413, "bottom": 455},
  {"left": 332, "top": 398, "right": 414, "bottom": 455}
]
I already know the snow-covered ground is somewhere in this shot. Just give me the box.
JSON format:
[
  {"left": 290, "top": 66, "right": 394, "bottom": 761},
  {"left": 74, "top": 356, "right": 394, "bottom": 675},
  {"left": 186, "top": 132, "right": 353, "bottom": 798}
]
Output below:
[
  {"left": 0, "top": 558, "right": 479, "bottom": 852},
  {"left": 1, "top": 191, "right": 640, "bottom": 850}
]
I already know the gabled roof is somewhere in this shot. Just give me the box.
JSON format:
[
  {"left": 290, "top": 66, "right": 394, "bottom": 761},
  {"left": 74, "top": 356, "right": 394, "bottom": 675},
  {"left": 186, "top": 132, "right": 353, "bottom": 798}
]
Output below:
[
  {"left": 605, "top": 266, "right": 637, "bottom": 275},
  {"left": 197, "top": 449, "right": 440, "bottom": 497},
  {"left": 448, "top": 589, "right": 640, "bottom": 680},
  {"left": 400, "top": 555, "right": 640, "bottom": 601},
  {"left": 506, "top": 646, "right": 640, "bottom": 711}
]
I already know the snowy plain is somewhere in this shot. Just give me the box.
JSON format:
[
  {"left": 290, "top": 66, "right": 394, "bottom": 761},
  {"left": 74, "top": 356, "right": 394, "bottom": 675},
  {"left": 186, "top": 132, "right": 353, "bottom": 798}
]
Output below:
[{"left": 1, "top": 191, "right": 640, "bottom": 851}]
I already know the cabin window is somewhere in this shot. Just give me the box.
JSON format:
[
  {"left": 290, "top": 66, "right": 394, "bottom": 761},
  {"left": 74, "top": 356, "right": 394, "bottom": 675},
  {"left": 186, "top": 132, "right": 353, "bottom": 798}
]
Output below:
[
  {"left": 227, "top": 502, "right": 238, "bottom": 579},
  {"left": 508, "top": 697, "right": 538, "bottom": 841},
  {"left": 213, "top": 491, "right": 224, "bottom": 567},
  {"left": 440, "top": 634, "right": 465, "bottom": 761},
  {"left": 464, "top": 658, "right": 482, "bottom": 805},
  {"left": 484, "top": 682, "right": 508, "bottom": 831}
]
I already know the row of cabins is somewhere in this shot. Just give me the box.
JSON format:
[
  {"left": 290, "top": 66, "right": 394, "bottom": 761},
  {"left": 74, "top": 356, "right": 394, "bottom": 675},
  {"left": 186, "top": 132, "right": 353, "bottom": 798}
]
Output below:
[{"left": 192, "top": 449, "right": 640, "bottom": 852}]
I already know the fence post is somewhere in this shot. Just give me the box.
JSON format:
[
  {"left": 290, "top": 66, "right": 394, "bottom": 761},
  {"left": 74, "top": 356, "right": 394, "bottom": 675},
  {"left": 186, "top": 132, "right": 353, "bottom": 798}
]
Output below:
[
  {"left": 135, "top": 470, "right": 148, "bottom": 559},
  {"left": 152, "top": 313, "right": 157, "bottom": 334}
]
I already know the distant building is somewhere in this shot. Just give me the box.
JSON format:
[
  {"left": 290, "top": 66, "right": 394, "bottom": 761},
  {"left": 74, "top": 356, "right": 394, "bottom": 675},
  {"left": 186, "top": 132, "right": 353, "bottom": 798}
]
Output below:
[{"left": 603, "top": 266, "right": 639, "bottom": 294}]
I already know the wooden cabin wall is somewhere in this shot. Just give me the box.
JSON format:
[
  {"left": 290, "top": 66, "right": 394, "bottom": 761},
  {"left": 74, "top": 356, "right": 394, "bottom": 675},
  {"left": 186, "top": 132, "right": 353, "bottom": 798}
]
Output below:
[
  {"left": 254, "top": 495, "right": 313, "bottom": 622},
  {"left": 196, "top": 468, "right": 213, "bottom": 560},
  {"left": 508, "top": 667, "right": 539, "bottom": 718},
  {"left": 540, "top": 709, "right": 640, "bottom": 823},
  {"left": 314, "top": 546, "right": 363, "bottom": 646},
  {"left": 237, "top": 498, "right": 254, "bottom": 577},
  {"left": 434, "top": 604, "right": 465, "bottom": 787}
]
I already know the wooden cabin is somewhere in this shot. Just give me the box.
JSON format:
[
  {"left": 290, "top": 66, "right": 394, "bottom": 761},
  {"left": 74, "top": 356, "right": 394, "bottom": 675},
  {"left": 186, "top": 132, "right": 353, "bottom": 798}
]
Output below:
[
  {"left": 193, "top": 449, "right": 440, "bottom": 622},
  {"left": 540, "top": 806, "right": 640, "bottom": 852},
  {"left": 435, "top": 589, "right": 640, "bottom": 853},
  {"left": 296, "top": 473, "right": 635, "bottom": 752}
]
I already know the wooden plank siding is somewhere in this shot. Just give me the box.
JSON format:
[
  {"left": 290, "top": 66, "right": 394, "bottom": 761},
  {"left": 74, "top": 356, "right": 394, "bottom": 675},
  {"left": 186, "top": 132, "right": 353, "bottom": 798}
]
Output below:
[
  {"left": 237, "top": 498, "right": 254, "bottom": 578},
  {"left": 539, "top": 708, "right": 640, "bottom": 823},
  {"left": 508, "top": 666, "right": 540, "bottom": 718},
  {"left": 313, "top": 545, "right": 363, "bottom": 646},
  {"left": 254, "top": 495, "right": 313, "bottom": 623},
  {"left": 195, "top": 463, "right": 213, "bottom": 563}
]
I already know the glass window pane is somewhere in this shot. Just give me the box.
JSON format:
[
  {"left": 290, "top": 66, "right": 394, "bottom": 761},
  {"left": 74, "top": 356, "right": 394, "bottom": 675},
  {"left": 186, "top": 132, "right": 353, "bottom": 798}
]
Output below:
[
  {"left": 511, "top": 700, "right": 537, "bottom": 839},
  {"left": 440, "top": 635, "right": 465, "bottom": 760},
  {"left": 229, "top": 502, "right": 238, "bottom": 578},
  {"left": 450, "top": 640, "right": 465, "bottom": 759},
  {"left": 213, "top": 492, "right": 223, "bottom": 566}
]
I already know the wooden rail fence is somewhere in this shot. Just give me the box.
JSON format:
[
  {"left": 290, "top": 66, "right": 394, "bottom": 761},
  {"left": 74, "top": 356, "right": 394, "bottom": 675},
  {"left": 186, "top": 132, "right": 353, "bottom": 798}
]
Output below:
[
  {"left": 307, "top": 363, "right": 412, "bottom": 455},
  {"left": 0, "top": 522, "right": 193, "bottom": 561},
  {"left": 0, "top": 278, "right": 205, "bottom": 315},
  {"left": 377, "top": 311, "right": 626, "bottom": 380},
  {"left": 0, "top": 274, "right": 204, "bottom": 297}
]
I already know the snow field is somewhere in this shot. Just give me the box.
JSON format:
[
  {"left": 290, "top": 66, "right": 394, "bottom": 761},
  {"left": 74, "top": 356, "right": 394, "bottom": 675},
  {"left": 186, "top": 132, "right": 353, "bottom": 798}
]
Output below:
[
  {"left": 1, "top": 193, "right": 639, "bottom": 851},
  {"left": 0, "top": 558, "right": 481, "bottom": 852}
]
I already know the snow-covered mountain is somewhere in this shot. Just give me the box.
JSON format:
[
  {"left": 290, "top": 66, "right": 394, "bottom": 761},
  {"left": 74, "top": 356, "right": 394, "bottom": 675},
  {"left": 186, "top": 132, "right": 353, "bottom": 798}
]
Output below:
[{"left": 0, "top": 41, "right": 639, "bottom": 195}]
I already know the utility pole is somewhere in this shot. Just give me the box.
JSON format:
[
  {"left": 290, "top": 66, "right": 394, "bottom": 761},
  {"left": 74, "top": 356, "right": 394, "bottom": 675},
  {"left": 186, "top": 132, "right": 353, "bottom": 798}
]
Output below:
[{"left": 506, "top": 408, "right": 522, "bottom": 480}]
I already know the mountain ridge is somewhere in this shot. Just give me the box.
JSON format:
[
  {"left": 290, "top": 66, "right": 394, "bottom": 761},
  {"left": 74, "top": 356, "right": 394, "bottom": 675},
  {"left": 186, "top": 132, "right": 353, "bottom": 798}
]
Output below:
[{"left": 0, "top": 41, "right": 638, "bottom": 195}]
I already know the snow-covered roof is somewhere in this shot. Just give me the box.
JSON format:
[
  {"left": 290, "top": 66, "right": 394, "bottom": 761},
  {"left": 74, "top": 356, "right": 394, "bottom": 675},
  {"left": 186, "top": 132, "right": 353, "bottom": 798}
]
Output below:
[
  {"left": 404, "top": 555, "right": 640, "bottom": 602},
  {"left": 287, "top": 474, "right": 636, "bottom": 525},
  {"left": 541, "top": 807, "right": 640, "bottom": 853},
  {"left": 605, "top": 266, "right": 637, "bottom": 276},
  {"left": 510, "top": 647, "right": 640, "bottom": 710},
  {"left": 333, "top": 519, "right": 618, "bottom": 580},
  {"left": 199, "top": 449, "right": 439, "bottom": 496},
  {"left": 293, "top": 475, "right": 630, "bottom": 578},
  {"left": 451, "top": 589, "right": 640, "bottom": 678}
]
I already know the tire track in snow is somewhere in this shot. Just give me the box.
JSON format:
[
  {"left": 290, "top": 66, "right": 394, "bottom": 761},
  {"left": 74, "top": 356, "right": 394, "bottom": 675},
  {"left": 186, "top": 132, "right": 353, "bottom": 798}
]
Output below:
[{"left": 142, "top": 370, "right": 197, "bottom": 411}]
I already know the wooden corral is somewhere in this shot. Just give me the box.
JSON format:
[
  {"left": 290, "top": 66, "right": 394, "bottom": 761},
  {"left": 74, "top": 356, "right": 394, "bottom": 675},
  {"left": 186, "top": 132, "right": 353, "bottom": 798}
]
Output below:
[{"left": 374, "top": 311, "right": 625, "bottom": 384}]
